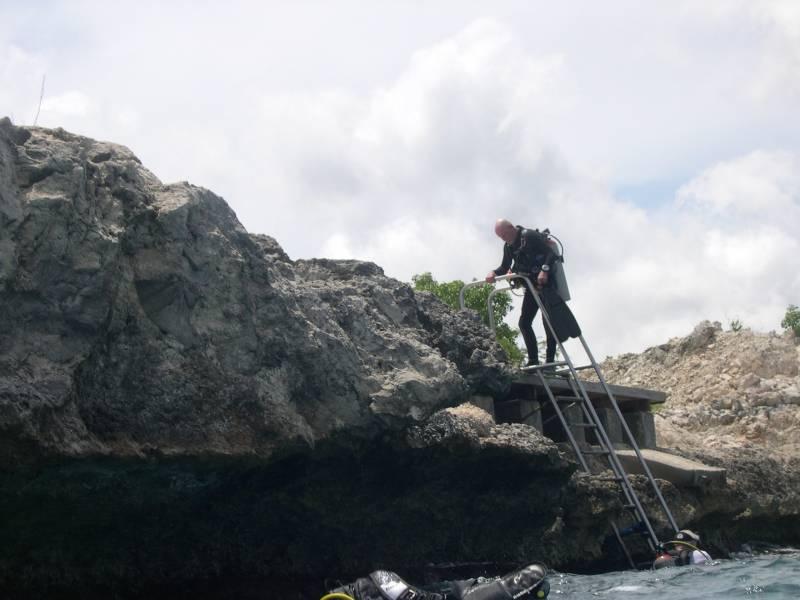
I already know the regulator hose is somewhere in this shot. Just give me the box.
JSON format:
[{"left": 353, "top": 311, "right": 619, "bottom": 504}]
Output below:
[{"left": 320, "top": 593, "right": 355, "bottom": 600}]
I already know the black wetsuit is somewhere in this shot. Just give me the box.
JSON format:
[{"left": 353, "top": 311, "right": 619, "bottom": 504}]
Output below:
[
  {"left": 329, "top": 564, "right": 549, "bottom": 600},
  {"left": 493, "top": 226, "right": 558, "bottom": 364}
]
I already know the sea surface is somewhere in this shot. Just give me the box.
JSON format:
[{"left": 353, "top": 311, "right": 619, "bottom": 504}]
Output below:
[{"left": 548, "top": 553, "right": 800, "bottom": 599}]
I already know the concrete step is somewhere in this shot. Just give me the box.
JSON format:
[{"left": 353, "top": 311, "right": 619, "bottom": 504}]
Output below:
[{"left": 616, "top": 448, "right": 726, "bottom": 487}]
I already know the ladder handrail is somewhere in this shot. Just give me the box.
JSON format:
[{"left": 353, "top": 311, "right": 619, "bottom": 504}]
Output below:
[
  {"left": 458, "top": 275, "right": 516, "bottom": 326},
  {"left": 458, "top": 279, "right": 489, "bottom": 310},
  {"left": 486, "top": 286, "right": 509, "bottom": 331}
]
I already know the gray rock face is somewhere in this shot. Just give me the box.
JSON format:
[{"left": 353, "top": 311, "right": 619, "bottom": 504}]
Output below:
[{"left": 0, "top": 118, "right": 511, "bottom": 461}]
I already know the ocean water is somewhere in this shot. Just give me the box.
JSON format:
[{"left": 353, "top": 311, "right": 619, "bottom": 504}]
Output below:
[{"left": 548, "top": 554, "right": 800, "bottom": 599}]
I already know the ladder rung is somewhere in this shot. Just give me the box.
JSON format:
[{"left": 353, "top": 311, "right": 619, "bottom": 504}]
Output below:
[
  {"left": 622, "top": 504, "right": 637, "bottom": 511},
  {"left": 553, "top": 395, "right": 581, "bottom": 402},
  {"left": 553, "top": 364, "right": 595, "bottom": 375},
  {"left": 583, "top": 448, "right": 611, "bottom": 455},
  {"left": 571, "top": 422, "right": 597, "bottom": 428},
  {"left": 521, "top": 361, "right": 568, "bottom": 372}
]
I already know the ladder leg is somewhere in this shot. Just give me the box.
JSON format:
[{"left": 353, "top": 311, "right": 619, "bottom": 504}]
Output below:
[
  {"left": 610, "top": 521, "right": 637, "bottom": 570},
  {"left": 535, "top": 371, "right": 589, "bottom": 472},
  {"left": 579, "top": 336, "right": 680, "bottom": 534},
  {"left": 520, "top": 281, "right": 664, "bottom": 551},
  {"left": 495, "top": 275, "right": 675, "bottom": 562}
]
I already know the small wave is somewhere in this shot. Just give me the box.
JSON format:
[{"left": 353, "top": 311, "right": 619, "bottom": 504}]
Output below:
[
  {"left": 549, "top": 554, "right": 800, "bottom": 599},
  {"left": 609, "top": 584, "right": 645, "bottom": 592}
]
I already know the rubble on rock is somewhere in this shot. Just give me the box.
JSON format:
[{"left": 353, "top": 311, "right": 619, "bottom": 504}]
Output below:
[{"left": 601, "top": 320, "right": 800, "bottom": 452}]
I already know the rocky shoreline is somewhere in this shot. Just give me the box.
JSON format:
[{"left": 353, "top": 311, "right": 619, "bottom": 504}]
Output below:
[{"left": 1, "top": 119, "right": 799, "bottom": 598}]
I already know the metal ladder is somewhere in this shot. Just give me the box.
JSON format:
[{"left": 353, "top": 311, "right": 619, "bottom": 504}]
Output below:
[{"left": 460, "top": 274, "right": 679, "bottom": 566}]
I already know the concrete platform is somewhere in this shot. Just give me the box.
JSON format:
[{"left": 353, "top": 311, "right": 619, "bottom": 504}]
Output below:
[
  {"left": 616, "top": 448, "right": 726, "bottom": 487},
  {"left": 512, "top": 376, "right": 666, "bottom": 411}
]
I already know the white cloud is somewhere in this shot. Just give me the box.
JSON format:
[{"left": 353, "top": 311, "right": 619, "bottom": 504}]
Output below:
[
  {"left": 676, "top": 150, "right": 800, "bottom": 219},
  {"left": 0, "top": 44, "right": 47, "bottom": 124},
  {"left": 40, "top": 90, "right": 94, "bottom": 118},
  {"left": 240, "top": 17, "right": 573, "bottom": 270},
  {"left": 682, "top": 0, "right": 800, "bottom": 101},
  {"left": 1, "top": 4, "right": 799, "bottom": 359}
]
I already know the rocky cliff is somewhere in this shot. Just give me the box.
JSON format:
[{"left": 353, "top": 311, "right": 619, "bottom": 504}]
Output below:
[
  {"left": 0, "top": 119, "right": 587, "bottom": 598},
  {"left": 0, "top": 117, "right": 512, "bottom": 463},
  {"left": 1, "top": 120, "right": 799, "bottom": 599}
]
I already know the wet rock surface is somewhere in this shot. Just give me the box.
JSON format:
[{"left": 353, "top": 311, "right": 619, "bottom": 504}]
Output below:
[{"left": 1, "top": 121, "right": 799, "bottom": 598}]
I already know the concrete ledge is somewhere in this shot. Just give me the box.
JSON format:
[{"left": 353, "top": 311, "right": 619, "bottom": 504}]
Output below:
[
  {"left": 623, "top": 411, "right": 656, "bottom": 449},
  {"left": 616, "top": 448, "right": 726, "bottom": 487}
]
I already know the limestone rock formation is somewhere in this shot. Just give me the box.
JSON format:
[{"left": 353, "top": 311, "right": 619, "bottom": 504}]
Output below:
[
  {"left": 601, "top": 320, "right": 800, "bottom": 452},
  {"left": 0, "top": 117, "right": 511, "bottom": 462}
]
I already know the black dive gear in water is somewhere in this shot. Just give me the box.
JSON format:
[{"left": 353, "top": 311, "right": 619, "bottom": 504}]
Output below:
[
  {"left": 328, "top": 564, "right": 549, "bottom": 600},
  {"left": 329, "top": 570, "right": 444, "bottom": 600},
  {"left": 454, "top": 564, "right": 550, "bottom": 600}
]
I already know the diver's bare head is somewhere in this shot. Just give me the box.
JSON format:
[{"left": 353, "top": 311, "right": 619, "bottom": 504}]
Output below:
[{"left": 494, "top": 218, "right": 518, "bottom": 244}]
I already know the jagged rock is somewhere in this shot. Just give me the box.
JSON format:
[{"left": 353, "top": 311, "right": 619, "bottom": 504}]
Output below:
[
  {"left": 601, "top": 321, "right": 800, "bottom": 452},
  {"left": 407, "top": 404, "right": 563, "bottom": 465},
  {"left": 678, "top": 320, "right": 722, "bottom": 353},
  {"left": 0, "top": 119, "right": 512, "bottom": 462}
]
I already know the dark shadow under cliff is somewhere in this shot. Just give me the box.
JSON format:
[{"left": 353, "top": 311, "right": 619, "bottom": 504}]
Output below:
[{"left": 0, "top": 433, "right": 576, "bottom": 600}]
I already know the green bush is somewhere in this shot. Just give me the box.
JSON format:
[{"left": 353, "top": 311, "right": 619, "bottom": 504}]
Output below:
[
  {"left": 412, "top": 272, "right": 523, "bottom": 362},
  {"left": 782, "top": 305, "right": 800, "bottom": 337}
]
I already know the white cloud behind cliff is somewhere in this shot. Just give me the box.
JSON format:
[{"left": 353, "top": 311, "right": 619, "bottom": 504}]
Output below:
[{"left": 1, "top": 2, "right": 799, "bottom": 357}]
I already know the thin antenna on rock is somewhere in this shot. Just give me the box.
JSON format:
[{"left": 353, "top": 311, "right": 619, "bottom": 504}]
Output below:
[{"left": 33, "top": 75, "right": 46, "bottom": 126}]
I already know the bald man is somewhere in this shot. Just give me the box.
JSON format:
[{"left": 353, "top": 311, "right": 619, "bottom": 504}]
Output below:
[{"left": 486, "top": 218, "right": 558, "bottom": 367}]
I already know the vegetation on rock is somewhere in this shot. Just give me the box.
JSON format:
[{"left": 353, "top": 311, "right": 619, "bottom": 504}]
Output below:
[
  {"left": 412, "top": 272, "right": 523, "bottom": 362},
  {"left": 783, "top": 304, "right": 800, "bottom": 337}
]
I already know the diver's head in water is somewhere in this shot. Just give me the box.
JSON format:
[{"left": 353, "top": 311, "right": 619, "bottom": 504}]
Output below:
[{"left": 675, "top": 530, "right": 700, "bottom": 544}]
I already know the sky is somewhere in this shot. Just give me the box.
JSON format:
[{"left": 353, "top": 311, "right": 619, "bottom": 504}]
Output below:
[{"left": 2, "top": 0, "right": 799, "bottom": 359}]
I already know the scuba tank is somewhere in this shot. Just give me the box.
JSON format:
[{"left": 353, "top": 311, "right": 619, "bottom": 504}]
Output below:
[{"left": 541, "top": 229, "right": 570, "bottom": 302}]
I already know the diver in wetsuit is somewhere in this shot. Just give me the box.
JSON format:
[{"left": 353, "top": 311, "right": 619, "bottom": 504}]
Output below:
[
  {"left": 653, "top": 529, "right": 712, "bottom": 569},
  {"left": 325, "top": 563, "right": 549, "bottom": 600},
  {"left": 485, "top": 218, "right": 579, "bottom": 367}
]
